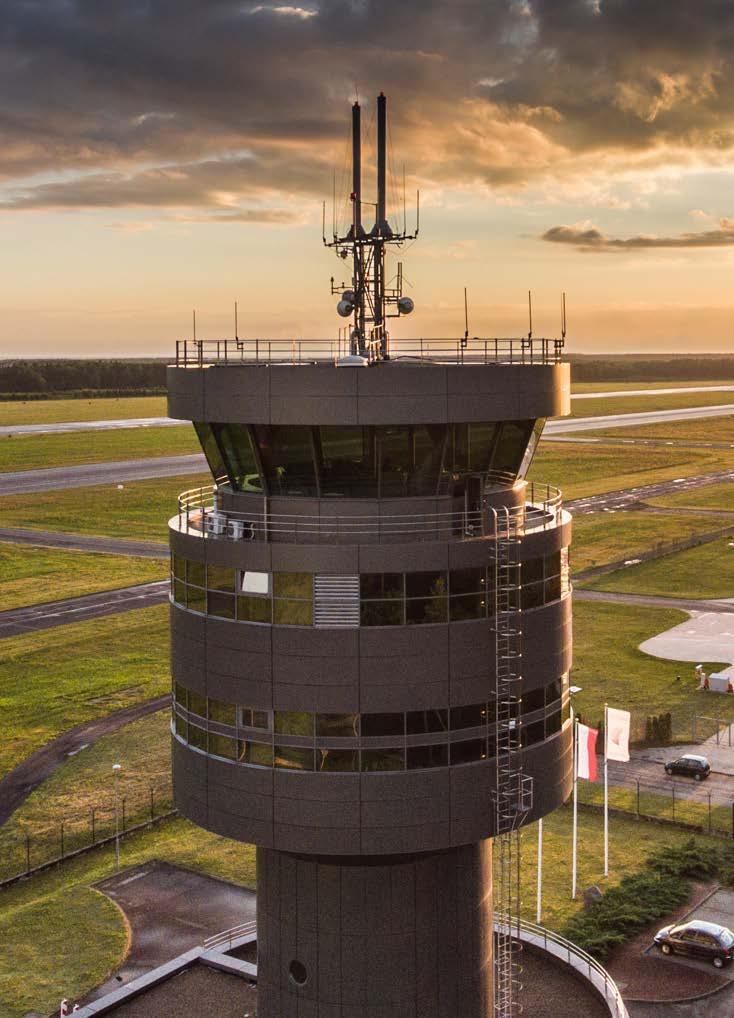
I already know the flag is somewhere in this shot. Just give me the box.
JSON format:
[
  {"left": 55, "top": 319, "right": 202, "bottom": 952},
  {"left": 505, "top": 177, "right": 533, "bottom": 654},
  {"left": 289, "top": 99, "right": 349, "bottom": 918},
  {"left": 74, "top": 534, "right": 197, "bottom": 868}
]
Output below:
[
  {"left": 576, "top": 723, "right": 598, "bottom": 781},
  {"left": 606, "top": 707, "right": 631, "bottom": 763}
]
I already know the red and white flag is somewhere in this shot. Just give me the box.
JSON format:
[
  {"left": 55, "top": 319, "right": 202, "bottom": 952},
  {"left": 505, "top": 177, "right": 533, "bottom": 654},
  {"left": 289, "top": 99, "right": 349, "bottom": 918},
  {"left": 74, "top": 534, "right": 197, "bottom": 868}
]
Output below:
[
  {"left": 606, "top": 707, "right": 631, "bottom": 763},
  {"left": 576, "top": 723, "right": 598, "bottom": 781}
]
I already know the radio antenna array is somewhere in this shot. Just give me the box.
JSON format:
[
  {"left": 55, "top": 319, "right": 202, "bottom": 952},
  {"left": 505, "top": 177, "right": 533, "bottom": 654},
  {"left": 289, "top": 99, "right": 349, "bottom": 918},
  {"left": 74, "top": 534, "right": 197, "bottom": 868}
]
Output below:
[{"left": 325, "top": 93, "right": 419, "bottom": 361}]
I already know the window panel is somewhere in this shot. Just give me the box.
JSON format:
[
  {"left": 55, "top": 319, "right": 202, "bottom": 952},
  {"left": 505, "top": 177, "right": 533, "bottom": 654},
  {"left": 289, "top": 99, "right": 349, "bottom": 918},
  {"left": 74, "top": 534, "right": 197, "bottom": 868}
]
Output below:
[
  {"left": 189, "top": 691, "right": 207, "bottom": 719},
  {"left": 545, "top": 574, "right": 562, "bottom": 603},
  {"left": 406, "top": 709, "right": 448, "bottom": 735},
  {"left": 241, "top": 708, "right": 271, "bottom": 731},
  {"left": 187, "top": 560, "right": 205, "bottom": 587},
  {"left": 188, "top": 724, "right": 208, "bottom": 752},
  {"left": 186, "top": 586, "right": 206, "bottom": 613},
  {"left": 545, "top": 710, "right": 562, "bottom": 737},
  {"left": 194, "top": 422, "right": 228, "bottom": 482},
  {"left": 518, "top": 419, "right": 545, "bottom": 479},
  {"left": 275, "top": 711, "right": 314, "bottom": 737},
  {"left": 521, "top": 582, "right": 544, "bottom": 611},
  {"left": 208, "top": 699, "right": 235, "bottom": 726},
  {"left": 361, "top": 713, "right": 405, "bottom": 738},
  {"left": 361, "top": 748, "right": 405, "bottom": 771},
  {"left": 411, "top": 424, "right": 448, "bottom": 495},
  {"left": 241, "top": 571, "right": 270, "bottom": 595},
  {"left": 450, "top": 739, "right": 486, "bottom": 765},
  {"left": 522, "top": 687, "right": 545, "bottom": 714},
  {"left": 273, "top": 599, "right": 313, "bottom": 626},
  {"left": 450, "top": 704, "right": 487, "bottom": 730},
  {"left": 207, "top": 591, "right": 236, "bottom": 619},
  {"left": 492, "top": 420, "right": 534, "bottom": 477},
  {"left": 318, "top": 748, "right": 359, "bottom": 772},
  {"left": 360, "top": 601, "right": 403, "bottom": 626},
  {"left": 544, "top": 551, "right": 562, "bottom": 578},
  {"left": 562, "top": 697, "right": 572, "bottom": 725},
  {"left": 174, "top": 714, "right": 188, "bottom": 741},
  {"left": 213, "top": 423, "right": 262, "bottom": 492},
  {"left": 521, "top": 557, "right": 544, "bottom": 585},
  {"left": 253, "top": 425, "right": 317, "bottom": 496},
  {"left": 376, "top": 426, "right": 412, "bottom": 496},
  {"left": 360, "top": 573, "right": 403, "bottom": 599},
  {"left": 468, "top": 422, "right": 499, "bottom": 472},
  {"left": 318, "top": 425, "right": 377, "bottom": 497},
  {"left": 406, "top": 571, "right": 447, "bottom": 598},
  {"left": 174, "top": 683, "right": 188, "bottom": 709},
  {"left": 315, "top": 714, "right": 359, "bottom": 737},
  {"left": 274, "top": 746, "right": 315, "bottom": 770},
  {"left": 209, "top": 732, "right": 237, "bottom": 760},
  {"left": 172, "top": 555, "right": 186, "bottom": 580},
  {"left": 449, "top": 594, "right": 486, "bottom": 621},
  {"left": 273, "top": 573, "right": 312, "bottom": 599},
  {"left": 545, "top": 679, "right": 563, "bottom": 706},
  {"left": 407, "top": 744, "right": 448, "bottom": 769},
  {"left": 173, "top": 580, "right": 187, "bottom": 606},
  {"left": 406, "top": 597, "right": 448, "bottom": 625},
  {"left": 207, "top": 565, "right": 235, "bottom": 592},
  {"left": 449, "top": 568, "right": 486, "bottom": 595},
  {"left": 237, "top": 596, "right": 272, "bottom": 623},
  {"left": 238, "top": 740, "right": 274, "bottom": 767},
  {"left": 522, "top": 719, "right": 545, "bottom": 748}
]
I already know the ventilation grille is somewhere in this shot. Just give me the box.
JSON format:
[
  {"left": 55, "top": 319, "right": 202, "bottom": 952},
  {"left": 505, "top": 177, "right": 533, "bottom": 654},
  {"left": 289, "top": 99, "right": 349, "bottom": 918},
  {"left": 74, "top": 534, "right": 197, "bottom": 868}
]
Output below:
[{"left": 313, "top": 574, "right": 360, "bottom": 628}]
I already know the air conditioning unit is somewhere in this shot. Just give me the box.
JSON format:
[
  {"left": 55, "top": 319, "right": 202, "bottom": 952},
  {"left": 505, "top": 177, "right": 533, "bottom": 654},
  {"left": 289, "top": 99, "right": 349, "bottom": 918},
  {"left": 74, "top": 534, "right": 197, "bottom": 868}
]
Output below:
[
  {"left": 205, "top": 511, "right": 227, "bottom": 536},
  {"left": 228, "top": 519, "right": 255, "bottom": 541}
]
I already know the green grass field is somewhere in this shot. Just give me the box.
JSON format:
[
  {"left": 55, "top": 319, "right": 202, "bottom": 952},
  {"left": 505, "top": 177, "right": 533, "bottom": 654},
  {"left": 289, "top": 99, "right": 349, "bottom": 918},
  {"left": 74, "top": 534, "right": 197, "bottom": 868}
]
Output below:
[
  {"left": 570, "top": 512, "right": 730, "bottom": 573},
  {"left": 530, "top": 441, "right": 734, "bottom": 500},
  {"left": 570, "top": 390, "right": 734, "bottom": 419},
  {"left": 582, "top": 414, "right": 734, "bottom": 444},
  {"left": 0, "top": 543, "right": 166, "bottom": 611},
  {"left": 572, "top": 600, "right": 728, "bottom": 740},
  {"left": 0, "top": 396, "right": 168, "bottom": 426},
  {"left": 571, "top": 381, "right": 734, "bottom": 394},
  {"left": 0, "top": 472, "right": 209, "bottom": 542},
  {"left": 581, "top": 535, "right": 734, "bottom": 600},
  {"left": 0, "top": 605, "right": 169, "bottom": 780},
  {"left": 0, "top": 424, "right": 199, "bottom": 473},
  {"left": 649, "top": 481, "right": 734, "bottom": 513}
]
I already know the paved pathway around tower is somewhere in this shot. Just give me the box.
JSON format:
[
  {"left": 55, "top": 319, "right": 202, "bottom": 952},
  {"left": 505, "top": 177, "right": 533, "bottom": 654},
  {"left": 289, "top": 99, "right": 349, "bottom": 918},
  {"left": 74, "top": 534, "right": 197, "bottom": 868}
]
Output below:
[
  {"left": 88, "top": 861, "right": 256, "bottom": 1000},
  {"left": 0, "top": 697, "right": 170, "bottom": 825},
  {"left": 0, "top": 580, "right": 169, "bottom": 638}
]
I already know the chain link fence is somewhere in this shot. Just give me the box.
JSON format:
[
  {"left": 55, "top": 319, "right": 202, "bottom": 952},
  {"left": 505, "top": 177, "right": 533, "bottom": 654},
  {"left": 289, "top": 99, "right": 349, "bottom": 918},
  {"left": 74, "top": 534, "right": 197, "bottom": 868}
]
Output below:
[{"left": 0, "top": 780, "right": 175, "bottom": 886}]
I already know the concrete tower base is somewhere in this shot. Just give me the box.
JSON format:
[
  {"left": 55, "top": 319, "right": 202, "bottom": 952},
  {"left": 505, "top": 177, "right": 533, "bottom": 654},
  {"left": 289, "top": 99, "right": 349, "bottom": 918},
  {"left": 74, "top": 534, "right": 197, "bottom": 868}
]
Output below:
[{"left": 256, "top": 841, "right": 494, "bottom": 1018}]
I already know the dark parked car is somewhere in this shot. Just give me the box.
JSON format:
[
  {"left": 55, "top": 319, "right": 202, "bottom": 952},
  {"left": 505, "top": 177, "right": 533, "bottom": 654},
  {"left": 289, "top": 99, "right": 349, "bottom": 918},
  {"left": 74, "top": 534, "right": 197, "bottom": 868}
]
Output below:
[
  {"left": 664, "top": 754, "right": 711, "bottom": 781},
  {"left": 654, "top": 920, "right": 734, "bottom": 967}
]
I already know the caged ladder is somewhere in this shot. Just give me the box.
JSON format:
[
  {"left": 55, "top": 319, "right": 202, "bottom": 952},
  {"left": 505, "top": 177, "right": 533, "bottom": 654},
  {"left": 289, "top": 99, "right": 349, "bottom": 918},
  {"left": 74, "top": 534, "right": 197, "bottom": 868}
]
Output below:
[{"left": 491, "top": 504, "right": 533, "bottom": 1017}]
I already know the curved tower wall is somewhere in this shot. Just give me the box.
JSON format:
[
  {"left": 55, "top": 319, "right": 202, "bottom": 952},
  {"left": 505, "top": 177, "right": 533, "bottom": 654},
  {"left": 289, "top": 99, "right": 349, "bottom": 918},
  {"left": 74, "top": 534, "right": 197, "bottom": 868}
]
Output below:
[{"left": 167, "top": 358, "right": 572, "bottom": 1017}]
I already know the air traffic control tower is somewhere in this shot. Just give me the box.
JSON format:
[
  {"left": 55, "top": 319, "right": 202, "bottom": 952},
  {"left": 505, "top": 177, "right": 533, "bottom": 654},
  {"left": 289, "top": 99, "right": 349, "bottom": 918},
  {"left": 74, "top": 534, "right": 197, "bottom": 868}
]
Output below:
[{"left": 167, "top": 94, "right": 573, "bottom": 1018}]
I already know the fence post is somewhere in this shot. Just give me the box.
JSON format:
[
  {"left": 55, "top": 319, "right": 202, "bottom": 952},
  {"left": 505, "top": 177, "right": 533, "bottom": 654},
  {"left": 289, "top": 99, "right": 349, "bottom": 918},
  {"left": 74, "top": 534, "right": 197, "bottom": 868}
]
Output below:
[
  {"left": 636, "top": 780, "right": 640, "bottom": 819},
  {"left": 60, "top": 821, "right": 65, "bottom": 860}
]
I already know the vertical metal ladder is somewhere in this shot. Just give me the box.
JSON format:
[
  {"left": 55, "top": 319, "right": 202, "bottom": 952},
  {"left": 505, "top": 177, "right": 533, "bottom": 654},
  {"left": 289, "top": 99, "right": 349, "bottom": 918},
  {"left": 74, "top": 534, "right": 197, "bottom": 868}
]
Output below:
[{"left": 491, "top": 505, "right": 533, "bottom": 1018}]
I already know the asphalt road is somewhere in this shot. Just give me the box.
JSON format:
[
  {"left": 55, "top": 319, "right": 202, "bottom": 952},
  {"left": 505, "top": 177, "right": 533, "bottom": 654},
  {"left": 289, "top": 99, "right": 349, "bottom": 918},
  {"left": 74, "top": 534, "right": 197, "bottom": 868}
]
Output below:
[
  {"left": 566, "top": 468, "right": 734, "bottom": 514},
  {"left": 546, "top": 403, "right": 734, "bottom": 434},
  {"left": 0, "top": 695, "right": 170, "bottom": 825},
  {"left": 573, "top": 589, "right": 734, "bottom": 614},
  {"left": 2, "top": 416, "right": 178, "bottom": 436},
  {"left": 1, "top": 453, "right": 206, "bottom": 493},
  {"left": 0, "top": 526, "right": 167, "bottom": 558},
  {"left": 0, "top": 580, "right": 169, "bottom": 638},
  {"left": 572, "top": 385, "right": 734, "bottom": 400}
]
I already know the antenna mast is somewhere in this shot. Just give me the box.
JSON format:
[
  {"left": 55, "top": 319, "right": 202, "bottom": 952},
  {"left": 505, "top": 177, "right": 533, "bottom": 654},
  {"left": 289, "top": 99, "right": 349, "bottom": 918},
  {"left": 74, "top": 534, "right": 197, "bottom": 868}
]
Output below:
[{"left": 325, "top": 93, "right": 418, "bottom": 360}]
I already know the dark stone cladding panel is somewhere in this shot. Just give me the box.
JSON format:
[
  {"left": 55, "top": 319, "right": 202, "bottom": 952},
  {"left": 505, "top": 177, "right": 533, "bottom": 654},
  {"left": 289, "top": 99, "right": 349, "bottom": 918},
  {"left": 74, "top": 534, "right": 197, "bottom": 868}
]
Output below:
[
  {"left": 170, "top": 595, "right": 571, "bottom": 712},
  {"left": 168, "top": 514, "right": 571, "bottom": 576},
  {"left": 171, "top": 724, "right": 571, "bottom": 855},
  {"left": 167, "top": 361, "right": 571, "bottom": 424},
  {"left": 256, "top": 841, "right": 493, "bottom": 1018}
]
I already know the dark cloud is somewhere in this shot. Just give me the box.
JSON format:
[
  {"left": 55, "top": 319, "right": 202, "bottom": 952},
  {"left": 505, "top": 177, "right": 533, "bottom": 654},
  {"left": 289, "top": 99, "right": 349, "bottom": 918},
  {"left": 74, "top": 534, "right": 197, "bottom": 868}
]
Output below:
[
  {"left": 542, "top": 218, "right": 734, "bottom": 251},
  {"left": 3, "top": 1, "right": 734, "bottom": 216}
]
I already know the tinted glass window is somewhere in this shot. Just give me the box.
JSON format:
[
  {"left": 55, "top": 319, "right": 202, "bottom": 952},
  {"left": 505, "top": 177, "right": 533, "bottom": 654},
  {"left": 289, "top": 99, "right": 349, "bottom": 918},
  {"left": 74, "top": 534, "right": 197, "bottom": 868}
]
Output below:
[
  {"left": 522, "top": 687, "right": 545, "bottom": 714},
  {"left": 406, "top": 709, "right": 448, "bottom": 735},
  {"left": 194, "top": 422, "right": 228, "bottom": 482},
  {"left": 407, "top": 744, "right": 448, "bottom": 769},
  {"left": 450, "top": 739, "right": 486, "bottom": 765},
  {"left": 188, "top": 724, "right": 207, "bottom": 752},
  {"left": 254, "top": 425, "right": 317, "bottom": 496},
  {"left": 521, "top": 557, "right": 544, "bottom": 585},
  {"left": 209, "top": 699, "right": 235, "bottom": 726},
  {"left": 360, "top": 573, "right": 403, "bottom": 599},
  {"left": 172, "top": 555, "right": 186, "bottom": 580},
  {"left": 274, "top": 746, "right": 314, "bottom": 770},
  {"left": 174, "top": 714, "right": 188, "bottom": 740},
  {"left": 360, "top": 601, "right": 403, "bottom": 626},
  {"left": 189, "top": 691, "right": 207, "bottom": 718},
  {"left": 450, "top": 704, "right": 487, "bottom": 730},
  {"left": 241, "top": 708, "right": 271, "bottom": 730},
  {"left": 318, "top": 426, "right": 377, "bottom": 496},
  {"left": 207, "top": 565, "right": 235, "bottom": 592},
  {"left": 469, "top": 422, "right": 498, "bottom": 472},
  {"left": 318, "top": 748, "right": 359, "bottom": 771},
  {"left": 450, "top": 568, "right": 486, "bottom": 595},
  {"left": 406, "top": 597, "right": 448, "bottom": 625},
  {"left": 274, "top": 712, "right": 313, "bottom": 736},
  {"left": 274, "top": 573, "right": 312, "bottom": 599},
  {"left": 406, "top": 571, "right": 447, "bottom": 598},
  {"left": 173, "top": 579, "right": 187, "bottom": 606},
  {"left": 207, "top": 591, "right": 235, "bottom": 619},
  {"left": 362, "top": 713, "right": 404, "bottom": 737},
  {"left": 492, "top": 421, "right": 533, "bottom": 475},
  {"left": 315, "top": 714, "right": 359, "bottom": 737},
  {"left": 273, "top": 600, "right": 313, "bottom": 625},
  {"left": 174, "top": 683, "right": 188, "bottom": 709},
  {"left": 214, "top": 423, "right": 262, "bottom": 492},
  {"left": 361, "top": 748, "right": 405, "bottom": 771},
  {"left": 209, "top": 732, "right": 237, "bottom": 760},
  {"left": 237, "top": 741, "right": 274, "bottom": 766},
  {"left": 449, "top": 594, "right": 486, "bottom": 621},
  {"left": 545, "top": 710, "right": 562, "bottom": 737},
  {"left": 521, "top": 719, "right": 545, "bottom": 747},
  {"left": 187, "top": 560, "right": 205, "bottom": 587},
  {"left": 237, "top": 596, "right": 272, "bottom": 623}
]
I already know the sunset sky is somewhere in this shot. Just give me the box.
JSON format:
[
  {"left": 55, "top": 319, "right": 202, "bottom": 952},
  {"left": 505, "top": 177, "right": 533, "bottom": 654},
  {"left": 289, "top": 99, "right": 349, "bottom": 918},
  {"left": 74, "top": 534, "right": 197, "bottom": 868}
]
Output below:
[{"left": 3, "top": 1, "right": 734, "bottom": 356}]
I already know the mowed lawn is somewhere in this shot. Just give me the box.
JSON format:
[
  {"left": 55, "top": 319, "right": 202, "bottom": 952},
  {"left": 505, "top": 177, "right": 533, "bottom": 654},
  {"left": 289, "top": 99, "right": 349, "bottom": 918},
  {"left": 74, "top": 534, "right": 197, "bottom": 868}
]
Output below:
[
  {"left": 0, "top": 424, "right": 199, "bottom": 473},
  {"left": 571, "top": 380, "right": 734, "bottom": 394},
  {"left": 649, "top": 480, "right": 734, "bottom": 512},
  {"left": 572, "top": 600, "right": 729, "bottom": 740},
  {"left": 530, "top": 441, "right": 734, "bottom": 500},
  {"left": 570, "top": 512, "right": 730, "bottom": 573},
  {"left": 582, "top": 414, "right": 734, "bottom": 444},
  {"left": 0, "top": 542, "right": 166, "bottom": 611},
  {"left": 0, "top": 472, "right": 209, "bottom": 542},
  {"left": 581, "top": 535, "right": 734, "bottom": 600},
  {"left": 0, "top": 605, "right": 170, "bottom": 779},
  {"left": 0, "top": 395, "right": 168, "bottom": 426},
  {"left": 569, "top": 390, "right": 734, "bottom": 418}
]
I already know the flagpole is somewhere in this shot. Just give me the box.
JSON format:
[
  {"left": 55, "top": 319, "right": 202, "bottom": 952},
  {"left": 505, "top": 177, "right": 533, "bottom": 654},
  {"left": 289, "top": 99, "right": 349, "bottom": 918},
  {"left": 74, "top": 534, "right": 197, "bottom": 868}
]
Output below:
[
  {"left": 572, "top": 715, "right": 578, "bottom": 901},
  {"left": 536, "top": 817, "right": 543, "bottom": 924},
  {"left": 604, "top": 702, "right": 609, "bottom": 877}
]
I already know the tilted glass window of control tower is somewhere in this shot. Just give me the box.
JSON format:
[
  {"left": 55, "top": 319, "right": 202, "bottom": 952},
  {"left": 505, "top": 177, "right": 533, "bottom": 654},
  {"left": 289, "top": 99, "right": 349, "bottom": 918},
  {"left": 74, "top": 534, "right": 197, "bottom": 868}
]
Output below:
[{"left": 167, "top": 94, "right": 573, "bottom": 1018}]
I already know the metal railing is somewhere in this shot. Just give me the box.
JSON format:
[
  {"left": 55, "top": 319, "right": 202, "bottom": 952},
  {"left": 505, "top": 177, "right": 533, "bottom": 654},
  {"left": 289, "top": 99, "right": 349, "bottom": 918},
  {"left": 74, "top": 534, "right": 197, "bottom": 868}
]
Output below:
[
  {"left": 173, "top": 481, "right": 564, "bottom": 544},
  {"left": 203, "top": 919, "right": 257, "bottom": 953},
  {"left": 498, "top": 917, "right": 628, "bottom": 1018},
  {"left": 174, "top": 336, "right": 565, "bottom": 367}
]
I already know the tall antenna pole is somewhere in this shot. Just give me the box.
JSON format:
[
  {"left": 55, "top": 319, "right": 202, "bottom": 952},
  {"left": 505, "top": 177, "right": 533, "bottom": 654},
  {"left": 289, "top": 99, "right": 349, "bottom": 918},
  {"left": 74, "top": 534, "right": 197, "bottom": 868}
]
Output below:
[
  {"left": 375, "top": 92, "right": 389, "bottom": 235},
  {"left": 350, "top": 101, "right": 363, "bottom": 239}
]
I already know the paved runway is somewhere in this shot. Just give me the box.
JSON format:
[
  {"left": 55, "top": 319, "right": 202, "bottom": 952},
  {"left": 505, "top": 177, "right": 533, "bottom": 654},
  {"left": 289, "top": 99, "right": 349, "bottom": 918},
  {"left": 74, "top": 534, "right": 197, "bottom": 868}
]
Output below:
[
  {"left": 1, "top": 453, "right": 206, "bottom": 494},
  {"left": 572, "top": 384, "right": 734, "bottom": 400},
  {"left": 566, "top": 468, "right": 734, "bottom": 514},
  {"left": 0, "top": 580, "right": 169, "bottom": 637},
  {"left": 573, "top": 589, "right": 734, "bottom": 614},
  {"left": 2, "top": 416, "right": 178, "bottom": 436},
  {"left": 545, "top": 403, "right": 734, "bottom": 434},
  {"left": 0, "top": 526, "right": 168, "bottom": 558}
]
